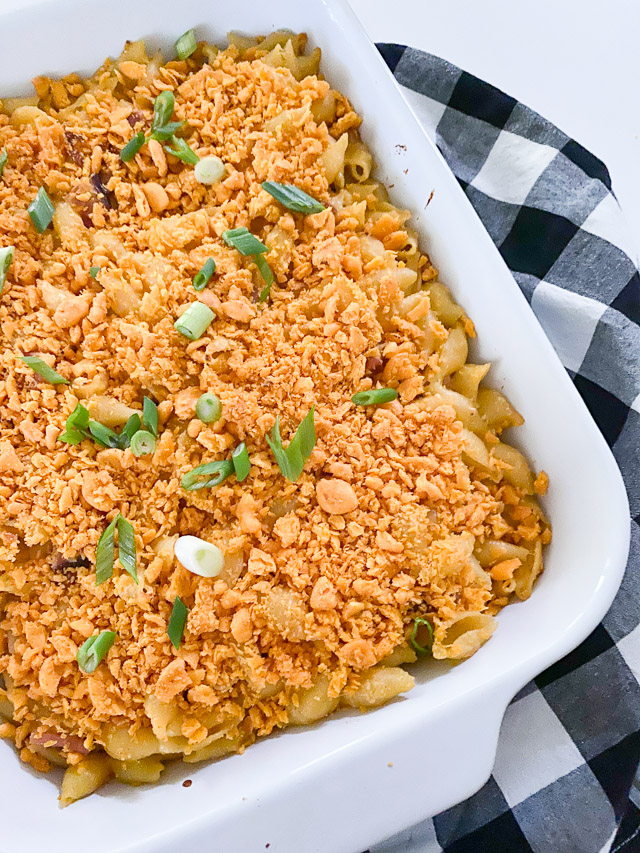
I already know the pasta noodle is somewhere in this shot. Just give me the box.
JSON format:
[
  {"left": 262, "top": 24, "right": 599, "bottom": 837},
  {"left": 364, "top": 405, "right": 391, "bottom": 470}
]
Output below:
[
  {"left": 111, "top": 756, "right": 165, "bottom": 785},
  {"left": 289, "top": 674, "right": 339, "bottom": 726},
  {"left": 449, "top": 363, "right": 491, "bottom": 399},
  {"left": 432, "top": 613, "right": 498, "bottom": 660},
  {"left": 60, "top": 754, "right": 113, "bottom": 808},
  {"left": 425, "top": 281, "right": 465, "bottom": 326},
  {"left": 321, "top": 132, "right": 348, "bottom": 185},
  {"left": 492, "top": 443, "right": 535, "bottom": 493},
  {"left": 341, "top": 667, "right": 415, "bottom": 709},
  {"left": 345, "top": 141, "right": 373, "bottom": 183},
  {"left": 477, "top": 387, "right": 525, "bottom": 432}
]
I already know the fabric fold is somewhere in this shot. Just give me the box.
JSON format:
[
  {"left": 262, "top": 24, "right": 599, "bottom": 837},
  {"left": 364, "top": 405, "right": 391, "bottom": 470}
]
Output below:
[{"left": 367, "top": 44, "right": 640, "bottom": 853}]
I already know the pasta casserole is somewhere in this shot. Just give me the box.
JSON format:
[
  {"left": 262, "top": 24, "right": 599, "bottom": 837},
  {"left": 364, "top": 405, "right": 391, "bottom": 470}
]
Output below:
[{"left": 0, "top": 29, "right": 551, "bottom": 805}]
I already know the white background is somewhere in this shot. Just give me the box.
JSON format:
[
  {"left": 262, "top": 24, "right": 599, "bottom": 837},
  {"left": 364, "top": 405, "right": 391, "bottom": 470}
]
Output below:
[{"left": 348, "top": 0, "right": 640, "bottom": 256}]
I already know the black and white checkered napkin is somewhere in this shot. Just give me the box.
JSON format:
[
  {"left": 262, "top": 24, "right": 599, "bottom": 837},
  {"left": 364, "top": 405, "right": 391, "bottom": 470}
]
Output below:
[{"left": 364, "top": 45, "right": 640, "bottom": 853}]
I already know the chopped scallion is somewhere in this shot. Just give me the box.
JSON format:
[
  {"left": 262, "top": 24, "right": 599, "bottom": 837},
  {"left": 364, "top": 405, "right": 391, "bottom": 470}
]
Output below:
[
  {"left": 149, "top": 121, "right": 185, "bottom": 142},
  {"left": 120, "top": 131, "right": 146, "bottom": 162},
  {"left": 174, "top": 536, "right": 225, "bottom": 578},
  {"left": 231, "top": 442, "right": 250, "bottom": 482},
  {"left": 130, "top": 429, "right": 156, "bottom": 457},
  {"left": 95, "top": 516, "right": 118, "bottom": 584},
  {"left": 222, "top": 228, "right": 273, "bottom": 300},
  {"left": 59, "top": 402, "right": 145, "bottom": 450},
  {"left": 351, "top": 388, "right": 398, "bottom": 406},
  {"left": 175, "top": 29, "right": 197, "bottom": 60},
  {"left": 195, "top": 392, "right": 222, "bottom": 424},
  {"left": 90, "top": 414, "right": 139, "bottom": 451},
  {"left": 261, "top": 181, "right": 325, "bottom": 214},
  {"left": 255, "top": 254, "right": 274, "bottom": 302},
  {"left": 117, "top": 515, "right": 137, "bottom": 583},
  {"left": 222, "top": 227, "right": 269, "bottom": 256},
  {"left": 0, "top": 148, "right": 7, "bottom": 178},
  {"left": 0, "top": 246, "right": 14, "bottom": 294},
  {"left": 174, "top": 301, "right": 215, "bottom": 340},
  {"left": 167, "top": 595, "right": 188, "bottom": 649},
  {"left": 180, "top": 458, "right": 234, "bottom": 491},
  {"left": 194, "top": 156, "right": 226, "bottom": 185},
  {"left": 59, "top": 403, "right": 151, "bottom": 451},
  {"left": 95, "top": 514, "right": 137, "bottom": 584},
  {"left": 88, "top": 420, "right": 121, "bottom": 448},
  {"left": 76, "top": 630, "right": 117, "bottom": 673},
  {"left": 151, "top": 90, "right": 177, "bottom": 134},
  {"left": 164, "top": 136, "right": 199, "bottom": 164},
  {"left": 142, "top": 396, "right": 159, "bottom": 437},
  {"left": 265, "top": 408, "right": 316, "bottom": 483},
  {"left": 19, "top": 355, "right": 68, "bottom": 385},
  {"left": 58, "top": 402, "right": 91, "bottom": 445},
  {"left": 119, "top": 413, "right": 142, "bottom": 449},
  {"left": 89, "top": 266, "right": 101, "bottom": 279},
  {"left": 192, "top": 257, "right": 216, "bottom": 291},
  {"left": 409, "top": 617, "right": 434, "bottom": 656},
  {"left": 28, "top": 187, "right": 54, "bottom": 233}
]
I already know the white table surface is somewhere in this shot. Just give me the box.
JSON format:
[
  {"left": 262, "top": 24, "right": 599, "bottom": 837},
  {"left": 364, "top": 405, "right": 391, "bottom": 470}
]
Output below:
[{"left": 348, "top": 0, "right": 640, "bottom": 259}]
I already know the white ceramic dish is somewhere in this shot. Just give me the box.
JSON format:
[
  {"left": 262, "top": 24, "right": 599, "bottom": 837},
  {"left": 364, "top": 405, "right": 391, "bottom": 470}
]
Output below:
[{"left": 0, "top": 1, "right": 630, "bottom": 851}]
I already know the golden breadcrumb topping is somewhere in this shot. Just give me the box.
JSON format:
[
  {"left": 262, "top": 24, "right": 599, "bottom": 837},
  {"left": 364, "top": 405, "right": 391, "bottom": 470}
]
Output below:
[{"left": 0, "top": 33, "right": 549, "bottom": 786}]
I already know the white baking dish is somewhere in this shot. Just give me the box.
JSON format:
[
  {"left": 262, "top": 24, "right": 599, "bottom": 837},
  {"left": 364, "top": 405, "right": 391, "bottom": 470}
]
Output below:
[{"left": 0, "top": 1, "right": 630, "bottom": 851}]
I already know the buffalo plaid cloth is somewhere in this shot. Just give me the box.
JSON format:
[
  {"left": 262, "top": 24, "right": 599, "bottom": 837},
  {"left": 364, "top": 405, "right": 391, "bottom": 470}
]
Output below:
[{"left": 364, "top": 45, "right": 640, "bottom": 853}]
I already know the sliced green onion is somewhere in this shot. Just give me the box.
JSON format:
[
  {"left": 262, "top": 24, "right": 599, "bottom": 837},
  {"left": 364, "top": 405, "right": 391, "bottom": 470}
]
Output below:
[
  {"left": 174, "top": 535, "right": 225, "bottom": 578},
  {"left": 95, "top": 514, "right": 137, "bottom": 584},
  {"left": 164, "top": 136, "right": 199, "bottom": 164},
  {"left": 174, "top": 301, "right": 215, "bottom": 340},
  {"left": 351, "top": 388, "right": 398, "bottom": 406},
  {"left": 88, "top": 420, "right": 121, "bottom": 448},
  {"left": 180, "top": 459, "right": 234, "bottom": 491},
  {"left": 192, "top": 257, "right": 216, "bottom": 291},
  {"left": 255, "top": 254, "right": 274, "bottom": 303},
  {"left": 76, "top": 630, "right": 117, "bottom": 673},
  {"left": 130, "top": 429, "right": 156, "bottom": 456},
  {"left": 195, "top": 392, "right": 222, "bottom": 424},
  {"left": 231, "top": 442, "right": 251, "bottom": 482},
  {"left": 117, "top": 515, "right": 137, "bottom": 583},
  {"left": 409, "top": 617, "right": 434, "bottom": 656},
  {"left": 143, "top": 396, "right": 159, "bottom": 437},
  {"left": 194, "top": 156, "right": 226, "bottom": 185},
  {"left": 118, "top": 413, "right": 142, "bottom": 449},
  {"left": 58, "top": 401, "right": 91, "bottom": 445},
  {"left": 223, "top": 227, "right": 272, "bottom": 300},
  {"left": 120, "top": 131, "right": 145, "bottom": 162},
  {"left": 222, "top": 227, "right": 269, "bottom": 256},
  {"left": 152, "top": 90, "right": 176, "bottom": 133},
  {"left": 175, "top": 29, "right": 197, "bottom": 60},
  {"left": 222, "top": 228, "right": 273, "bottom": 299},
  {"left": 0, "top": 148, "right": 7, "bottom": 178},
  {"left": 28, "top": 187, "right": 54, "bottom": 233},
  {"left": 89, "top": 266, "right": 101, "bottom": 279},
  {"left": 261, "top": 181, "right": 325, "bottom": 214},
  {"left": 95, "top": 516, "right": 118, "bottom": 585},
  {"left": 59, "top": 404, "right": 141, "bottom": 450},
  {"left": 149, "top": 121, "right": 185, "bottom": 142},
  {"left": 167, "top": 595, "right": 188, "bottom": 649},
  {"left": 0, "top": 246, "right": 14, "bottom": 293},
  {"left": 19, "top": 355, "right": 68, "bottom": 385},
  {"left": 265, "top": 408, "right": 316, "bottom": 483}
]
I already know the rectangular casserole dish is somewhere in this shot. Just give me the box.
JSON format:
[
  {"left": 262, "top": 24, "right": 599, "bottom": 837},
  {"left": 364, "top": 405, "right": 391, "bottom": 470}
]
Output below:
[{"left": 0, "top": 1, "right": 629, "bottom": 851}]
